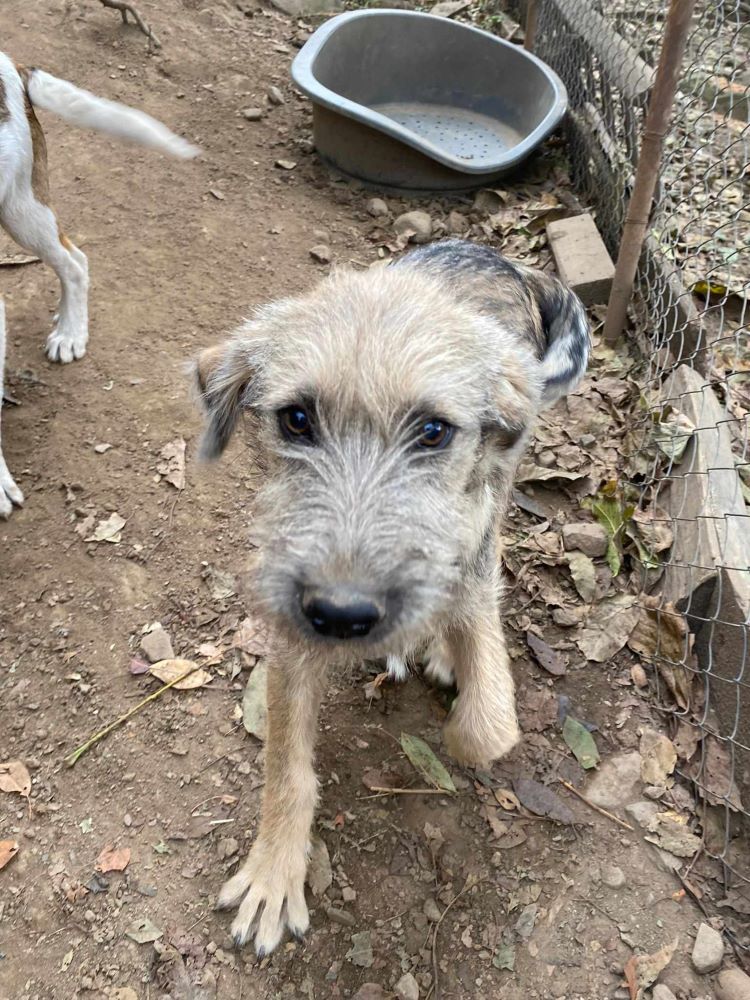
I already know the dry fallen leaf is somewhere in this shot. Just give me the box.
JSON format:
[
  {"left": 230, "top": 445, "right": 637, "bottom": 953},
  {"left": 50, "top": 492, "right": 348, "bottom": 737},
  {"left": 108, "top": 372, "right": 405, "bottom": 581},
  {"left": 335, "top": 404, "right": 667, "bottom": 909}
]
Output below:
[
  {"left": 232, "top": 616, "right": 271, "bottom": 657},
  {"left": 86, "top": 512, "right": 126, "bottom": 544},
  {"left": 95, "top": 843, "right": 131, "bottom": 873},
  {"left": 689, "top": 734, "right": 744, "bottom": 811},
  {"left": 494, "top": 787, "right": 521, "bottom": 811},
  {"left": 526, "top": 631, "right": 567, "bottom": 676},
  {"left": 0, "top": 760, "right": 31, "bottom": 798},
  {"left": 639, "top": 728, "right": 677, "bottom": 786},
  {"left": 0, "top": 839, "right": 19, "bottom": 871},
  {"left": 577, "top": 594, "right": 640, "bottom": 662},
  {"left": 401, "top": 733, "right": 456, "bottom": 793},
  {"left": 157, "top": 438, "right": 186, "bottom": 491},
  {"left": 566, "top": 550, "right": 598, "bottom": 603},
  {"left": 645, "top": 811, "right": 702, "bottom": 857},
  {"left": 623, "top": 937, "right": 678, "bottom": 1000},
  {"left": 307, "top": 836, "right": 332, "bottom": 897},
  {"left": 513, "top": 777, "right": 575, "bottom": 824},
  {"left": 149, "top": 659, "right": 210, "bottom": 690}
]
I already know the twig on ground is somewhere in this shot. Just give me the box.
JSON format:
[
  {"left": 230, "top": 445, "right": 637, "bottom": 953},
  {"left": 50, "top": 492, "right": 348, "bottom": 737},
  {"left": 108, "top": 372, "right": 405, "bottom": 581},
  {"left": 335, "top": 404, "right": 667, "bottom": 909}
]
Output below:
[
  {"left": 98, "top": 0, "right": 161, "bottom": 50},
  {"left": 558, "top": 779, "right": 634, "bottom": 831},
  {"left": 427, "top": 876, "right": 482, "bottom": 1000},
  {"left": 64, "top": 663, "right": 201, "bottom": 766},
  {"left": 363, "top": 786, "right": 452, "bottom": 797}
]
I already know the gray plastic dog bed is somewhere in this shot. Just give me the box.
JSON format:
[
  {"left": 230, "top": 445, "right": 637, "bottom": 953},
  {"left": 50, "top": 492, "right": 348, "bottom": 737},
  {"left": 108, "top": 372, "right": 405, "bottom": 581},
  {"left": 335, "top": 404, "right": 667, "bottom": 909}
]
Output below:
[{"left": 291, "top": 9, "right": 567, "bottom": 191}]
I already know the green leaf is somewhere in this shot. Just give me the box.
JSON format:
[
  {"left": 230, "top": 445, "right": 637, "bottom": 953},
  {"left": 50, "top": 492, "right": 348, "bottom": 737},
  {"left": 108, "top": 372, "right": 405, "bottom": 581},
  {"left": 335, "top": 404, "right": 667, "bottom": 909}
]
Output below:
[
  {"left": 400, "top": 733, "right": 456, "bottom": 793},
  {"left": 581, "top": 490, "right": 634, "bottom": 577},
  {"left": 79, "top": 817, "right": 93, "bottom": 834},
  {"left": 562, "top": 716, "right": 600, "bottom": 770}
]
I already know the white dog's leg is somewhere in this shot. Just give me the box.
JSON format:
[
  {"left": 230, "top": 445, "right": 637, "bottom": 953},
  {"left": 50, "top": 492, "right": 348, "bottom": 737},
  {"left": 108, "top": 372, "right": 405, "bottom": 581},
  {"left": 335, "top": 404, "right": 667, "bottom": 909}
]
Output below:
[
  {"left": 0, "top": 299, "right": 24, "bottom": 518},
  {"left": 0, "top": 193, "right": 88, "bottom": 363}
]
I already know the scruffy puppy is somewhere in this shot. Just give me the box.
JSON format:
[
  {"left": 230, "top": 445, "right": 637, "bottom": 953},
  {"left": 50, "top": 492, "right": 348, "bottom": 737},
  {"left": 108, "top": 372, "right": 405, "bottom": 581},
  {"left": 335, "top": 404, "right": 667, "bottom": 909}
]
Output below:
[
  {"left": 0, "top": 52, "right": 198, "bottom": 516},
  {"left": 195, "top": 239, "right": 589, "bottom": 954}
]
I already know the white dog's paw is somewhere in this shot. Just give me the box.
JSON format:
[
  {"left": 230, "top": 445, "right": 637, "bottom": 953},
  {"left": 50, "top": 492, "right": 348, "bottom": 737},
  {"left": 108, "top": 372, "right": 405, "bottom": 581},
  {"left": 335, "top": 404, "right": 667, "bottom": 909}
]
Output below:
[
  {"left": 443, "top": 701, "right": 521, "bottom": 768},
  {"left": 216, "top": 842, "right": 309, "bottom": 956},
  {"left": 46, "top": 326, "right": 87, "bottom": 364},
  {"left": 0, "top": 456, "right": 24, "bottom": 518},
  {"left": 423, "top": 640, "right": 456, "bottom": 688}
]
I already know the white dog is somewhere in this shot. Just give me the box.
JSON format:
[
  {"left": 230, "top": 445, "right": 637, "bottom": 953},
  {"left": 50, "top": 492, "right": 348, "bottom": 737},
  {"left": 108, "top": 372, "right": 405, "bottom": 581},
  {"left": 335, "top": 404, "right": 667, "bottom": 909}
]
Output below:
[{"left": 0, "top": 53, "right": 199, "bottom": 517}]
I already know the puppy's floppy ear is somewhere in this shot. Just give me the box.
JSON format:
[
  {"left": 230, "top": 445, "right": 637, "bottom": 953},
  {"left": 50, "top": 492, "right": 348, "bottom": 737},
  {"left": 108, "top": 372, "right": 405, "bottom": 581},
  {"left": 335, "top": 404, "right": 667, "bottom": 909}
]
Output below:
[
  {"left": 523, "top": 269, "right": 590, "bottom": 406},
  {"left": 194, "top": 339, "right": 257, "bottom": 460}
]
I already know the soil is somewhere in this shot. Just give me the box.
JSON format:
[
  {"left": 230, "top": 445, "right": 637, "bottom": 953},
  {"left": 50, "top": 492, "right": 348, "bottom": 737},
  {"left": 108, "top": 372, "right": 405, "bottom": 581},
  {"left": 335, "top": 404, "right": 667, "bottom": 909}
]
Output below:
[{"left": 0, "top": 2, "right": 732, "bottom": 998}]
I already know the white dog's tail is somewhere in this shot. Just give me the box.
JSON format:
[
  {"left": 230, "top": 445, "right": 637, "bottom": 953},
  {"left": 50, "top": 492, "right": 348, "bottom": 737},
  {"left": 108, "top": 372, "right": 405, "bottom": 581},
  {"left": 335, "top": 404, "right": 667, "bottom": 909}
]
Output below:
[{"left": 24, "top": 68, "right": 200, "bottom": 160}]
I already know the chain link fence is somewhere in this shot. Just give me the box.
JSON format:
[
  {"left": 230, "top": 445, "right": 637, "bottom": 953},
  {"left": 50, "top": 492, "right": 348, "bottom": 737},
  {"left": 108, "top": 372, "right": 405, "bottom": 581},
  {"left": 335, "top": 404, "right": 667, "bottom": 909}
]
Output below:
[{"left": 494, "top": 0, "right": 750, "bottom": 943}]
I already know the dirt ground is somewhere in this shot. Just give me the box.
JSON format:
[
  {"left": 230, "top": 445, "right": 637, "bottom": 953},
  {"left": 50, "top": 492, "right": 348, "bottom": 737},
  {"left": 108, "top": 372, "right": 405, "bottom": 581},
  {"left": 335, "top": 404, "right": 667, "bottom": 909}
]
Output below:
[{"left": 0, "top": 2, "right": 741, "bottom": 998}]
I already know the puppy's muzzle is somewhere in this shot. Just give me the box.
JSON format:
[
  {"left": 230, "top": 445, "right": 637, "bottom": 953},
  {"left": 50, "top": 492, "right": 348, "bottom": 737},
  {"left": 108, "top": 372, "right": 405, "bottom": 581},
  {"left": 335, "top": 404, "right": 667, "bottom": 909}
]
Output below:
[{"left": 301, "top": 586, "right": 384, "bottom": 640}]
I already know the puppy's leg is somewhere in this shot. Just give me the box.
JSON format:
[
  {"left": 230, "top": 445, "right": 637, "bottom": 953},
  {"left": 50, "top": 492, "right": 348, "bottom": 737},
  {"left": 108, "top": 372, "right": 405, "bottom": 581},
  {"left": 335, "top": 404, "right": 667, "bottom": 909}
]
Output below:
[
  {"left": 423, "top": 637, "right": 456, "bottom": 688},
  {"left": 442, "top": 578, "right": 520, "bottom": 767},
  {"left": 217, "top": 647, "right": 327, "bottom": 955},
  {"left": 0, "top": 193, "right": 88, "bottom": 363},
  {"left": 0, "top": 299, "right": 24, "bottom": 518}
]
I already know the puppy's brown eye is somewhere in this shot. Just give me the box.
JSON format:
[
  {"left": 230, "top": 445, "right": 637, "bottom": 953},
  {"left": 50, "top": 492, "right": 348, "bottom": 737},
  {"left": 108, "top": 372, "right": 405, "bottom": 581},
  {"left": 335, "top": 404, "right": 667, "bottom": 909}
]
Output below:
[
  {"left": 279, "top": 405, "right": 314, "bottom": 443},
  {"left": 416, "top": 418, "right": 453, "bottom": 450}
]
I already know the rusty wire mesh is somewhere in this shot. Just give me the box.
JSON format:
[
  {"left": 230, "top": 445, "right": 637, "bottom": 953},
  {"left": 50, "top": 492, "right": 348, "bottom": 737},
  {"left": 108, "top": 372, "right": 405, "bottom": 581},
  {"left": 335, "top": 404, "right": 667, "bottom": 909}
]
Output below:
[{"left": 496, "top": 0, "right": 750, "bottom": 941}]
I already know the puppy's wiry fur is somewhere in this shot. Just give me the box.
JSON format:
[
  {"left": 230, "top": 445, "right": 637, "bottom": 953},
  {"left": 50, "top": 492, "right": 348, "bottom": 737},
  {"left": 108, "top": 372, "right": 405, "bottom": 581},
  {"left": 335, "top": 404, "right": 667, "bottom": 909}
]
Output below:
[
  {"left": 0, "top": 51, "right": 199, "bottom": 517},
  {"left": 195, "top": 240, "right": 589, "bottom": 955}
]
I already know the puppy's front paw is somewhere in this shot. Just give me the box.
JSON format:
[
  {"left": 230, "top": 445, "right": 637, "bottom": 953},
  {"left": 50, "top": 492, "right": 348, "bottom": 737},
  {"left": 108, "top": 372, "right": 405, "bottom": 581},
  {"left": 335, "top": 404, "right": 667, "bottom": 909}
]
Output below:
[
  {"left": 423, "top": 640, "right": 456, "bottom": 688},
  {"left": 46, "top": 326, "right": 87, "bottom": 364},
  {"left": 0, "top": 456, "right": 24, "bottom": 518},
  {"left": 216, "top": 841, "right": 309, "bottom": 956},
  {"left": 443, "top": 699, "right": 520, "bottom": 768}
]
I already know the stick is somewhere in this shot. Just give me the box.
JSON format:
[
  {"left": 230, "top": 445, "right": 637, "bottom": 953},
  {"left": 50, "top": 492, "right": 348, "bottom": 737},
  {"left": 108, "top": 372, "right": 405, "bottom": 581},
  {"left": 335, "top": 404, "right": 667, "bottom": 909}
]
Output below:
[
  {"left": 98, "top": 0, "right": 161, "bottom": 49},
  {"left": 365, "top": 786, "right": 452, "bottom": 796},
  {"left": 524, "top": 0, "right": 539, "bottom": 50},
  {"left": 603, "top": 0, "right": 697, "bottom": 343},
  {"left": 558, "top": 779, "right": 634, "bottom": 831},
  {"left": 428, "top": 877, "right": 481, "bottom": 1000},
  {"left": 65, "top": 664, "right": 201, "bottom": 766}
]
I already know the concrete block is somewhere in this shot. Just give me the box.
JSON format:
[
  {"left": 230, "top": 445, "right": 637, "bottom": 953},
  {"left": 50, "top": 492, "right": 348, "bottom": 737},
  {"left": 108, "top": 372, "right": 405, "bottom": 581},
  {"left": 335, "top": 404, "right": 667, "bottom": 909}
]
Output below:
[{"left": 546, "top": 213, "right": 615, "bottom": 305}]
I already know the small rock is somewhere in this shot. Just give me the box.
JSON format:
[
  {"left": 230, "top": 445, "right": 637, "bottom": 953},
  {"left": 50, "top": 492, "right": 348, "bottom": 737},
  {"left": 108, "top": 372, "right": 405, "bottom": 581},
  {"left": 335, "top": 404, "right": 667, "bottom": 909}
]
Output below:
[
  {"left": 307, "top": 837, "right": 333, "bottom": 896},
  {"left": 652, "top": 986, "right": 678, "bottom": 1000},
  {"left": 630, "top": 664, "right": 648, "bottom": 687},
  {"left": 267, "top": 85, "right": 285, "bottom": 105},
  {"left": 423, "top": 897, "right": 442, "bottom": 922},
  {"left": 326, "top": 906, "right": 356, "bottom": 927},
  {"left": 367, "top": 197, "right": 389, "bottom": 218},
  {"left": 84, "top": 909, "right": 96, "bottom": 923},
  {"left": 140, "top": 623, "right": 174, "bottom": 663},
  {"left": 242, "top": 107, "right": 263, "bottom": 121},
  {"left": 394, "top": 971, "right": 420, "bottom": 1000},
  {"left": 342, "top": 886, "right": 357, "bottom": 902},
  {"left": 561, "top": 522, "right": 608, "bottom": 557},
  {"left": 691, "top": 922, "right": 724, "bottom": 974},
  {"left": 218, "top": 837, "right": 239, "bottom": 859},
  {"left": 601, "top": 864, "right": 626, "bottom": 889},
  {"left": 352, "top": 986, "right": 387, "bottom": 1000},
  {"left": 586, "top": 752, "right": 642, "bottom": 809},
  {"left": 275, "top": 159, "right": 297, "bottom": 171},
  {"left": 447, "top": 210, "right": 469, "bottom": 235},
  {"left": 716, "top": 968, "right": 750, "bottom": 1000},
  {"left": 624, "top": 800, "right": 660, "bottom": 828},
  {"left": 112, "top": 990, "right": 139, "bottom": 1000},
  {"left": 393, "top": 210, "right": 433, "bottom": 245},
  {"left": 346, "top": 930, "right": 374, "bottom": 968},
  {"left": 309, "top": 244, "right": 331, "bottom": 264}
]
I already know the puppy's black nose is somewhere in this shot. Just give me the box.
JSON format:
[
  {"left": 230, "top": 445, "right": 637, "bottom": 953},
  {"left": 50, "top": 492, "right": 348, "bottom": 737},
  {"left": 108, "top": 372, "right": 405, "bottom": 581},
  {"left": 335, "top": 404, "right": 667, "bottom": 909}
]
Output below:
[{"left": 302, "top": 593, "right": 382, "bottom": 639}]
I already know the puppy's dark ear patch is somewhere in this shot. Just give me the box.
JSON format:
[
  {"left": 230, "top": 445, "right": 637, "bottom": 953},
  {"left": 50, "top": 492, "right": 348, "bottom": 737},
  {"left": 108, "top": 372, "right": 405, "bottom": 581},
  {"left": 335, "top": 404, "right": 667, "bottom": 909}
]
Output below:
[
  {"left": 194, "top": 340, "right": 256, "bottom": 460},
  {"left": 523, "top": 270, "right": 590, "bottom": 405}
]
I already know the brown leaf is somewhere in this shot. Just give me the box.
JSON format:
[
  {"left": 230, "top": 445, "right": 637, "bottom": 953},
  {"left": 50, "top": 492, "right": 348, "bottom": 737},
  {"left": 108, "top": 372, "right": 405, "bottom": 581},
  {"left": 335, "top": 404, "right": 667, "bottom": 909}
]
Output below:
[
  {"left": 689, "top": 735, "right": 744, "bottom": 811},
  {"left": 623, "top": 938, "right": 678, "bottom": 1000},
  {"left": 518, "top": 686, "right": 558, "bottom": 732},
  {"left": 628, "top": 596, "right": 694, "bottom": 666},
  {"left": 481, "top": 805, "right": 509, "bottom": 839},
  {"left": 0, "top": 760, "right": 31, "bottom": 797},
  {"left": 232, "top": 617, "right": 271, "bottom": 657},
  {"left": 494, "top": 788, "right": 521, "bottom": 811},
  {"left": 150, "top": 659, "right": 210, "bottom": 690},
  {"left": 577, "top": 594, "right": 639, "bottom": 662},
  {"left": 96, "top": 843, "right": 131, "bottom": 873},
  {"left": 157, "top": 438, "right": 186, "bottom": 491},
  {"left": 513, "top": 777, "right": 575, "bottom": 824},
  {"left": 639, "top": 728, "right": 677, "bottom": 786},
  {"left": 493, "top": 825, "right": 528, "bottom": 849},
  {"left": 0, "top": 839, "right": 19, "bottom": 871},
  {"left": 526, "top": 631, "right": 567, "bottom": 676}
]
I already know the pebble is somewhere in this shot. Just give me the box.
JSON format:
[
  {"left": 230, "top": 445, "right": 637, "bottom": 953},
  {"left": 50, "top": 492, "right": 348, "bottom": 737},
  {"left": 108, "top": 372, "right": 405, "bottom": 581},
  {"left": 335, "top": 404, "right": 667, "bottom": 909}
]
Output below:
[
  {"left": 309, "top": 244, "right": 331, "bottom": 264},
  {"left": 586, "top": 752, "right": 642, "bottom": 809},
  {"left": 624, "top": 799, "right": 660, "bottom": 828},
  {"left": 342, "top": 886, "right": 357, "bottom": 902},
  {"left": 423, "top": 898, "right": 442, "bottom": 922},
  {"left": 242, "top": 107, "right": 263, "bottom": 121},
  {"left": 218, "top": 837, "right": 239, "bottom": 859},
  {"left": 716, "top": 968, "right": 750, "bottom": 1000},
  {"left": 447, "top": 210, "right": 468, "bottom": 235},
  {"left": 652, "top": 986, "right": 678, "bottom": 1000},
  {"left": 367, "top": 197, "right": 389, "bottom": 218},
  {"left": 601, "top": 864, "right": 626, "bottom": 889},
  {"left": 267, "top": 85, "right": 285, "bottom": 105},
  {"left": 352, "top": 987, "right": 387, "bottom": 1000},
  {"left": 393, "top": 210, "right": 433, "bottom": 245},
  {"left": 394, "top": 972, "right": 420, "bottom": 1000},
  {"left": 630, "top": 664, "right": 648, "bottom": 687},
  {"left": 691, "top": 922, "right": 724, "bottom": 974},
  {"left": 140, "top": 623, "right": 174, "bottom": 663},
  {"left": 84, "top": 909, "right": 96, "bottom": 923},
  {"left": 562, "top": 522, "right": 608, "bottom": 557},
  {"left": 326, "top": 906, "right": 356, "bottom": 928}
]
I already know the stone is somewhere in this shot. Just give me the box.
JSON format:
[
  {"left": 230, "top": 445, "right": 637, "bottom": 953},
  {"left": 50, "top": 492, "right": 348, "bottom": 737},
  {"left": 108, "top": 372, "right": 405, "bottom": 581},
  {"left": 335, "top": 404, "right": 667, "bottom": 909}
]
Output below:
[
  {"left": 394, "top": 972, "right": 420, "bottom": 1000},
  {"left": 242, "top": 107, "right": 263, "bottom": 121},
  {"left": 367, "top": 197, "right": 389, "bottom": 218},
  {"left": 691, "top": 922, "right": 724, "bottom": 974},
  {"left": 716, "top": 968, "right": 750, "bottom": 1000},
  {"left": 423, "top": 897, "right": 442, "bottom": 922},
  {"left": 140, "top": 623, "right": 174, "bottom": 663},
  {"left": 326, "top": 906, "right": 356, "bottom": 927},
  {"left": 546, "top": 213, "right": 615, "bottom": 306},
  {"left": 393, "top": 211, "right": 433, "bottom": 245},
  {"left": 652, "top": 987, "right": 677, "bottom": 1000},
  {"left": 267, "top": 85, "right": 285, "bottom": 105},
  {"left": 586, "top": 752, "right": 642, "bottom": 810},
  {"left": 624, "top": 800, "right": 660, "bottom": 828},
  {"left": 218, "top": 837, "right": 238, "bottom": 859},
  {"left": 447, "top": 210, "right": 469, "bottom": 235},
  {"left": 309, "top": 244, "right": 331, "bottom": 264},
  {"left": 601, "top": 864, "right": 625, "bottom": 889},
  {"left": 352, "top": 986, "right": 387, "bottom": 1000},
  {"left": 346, "top": 931, "right": 374, "bottom": 968},
  {"left": 562, "top": 521, "right": 608, "bottom": 557}
]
